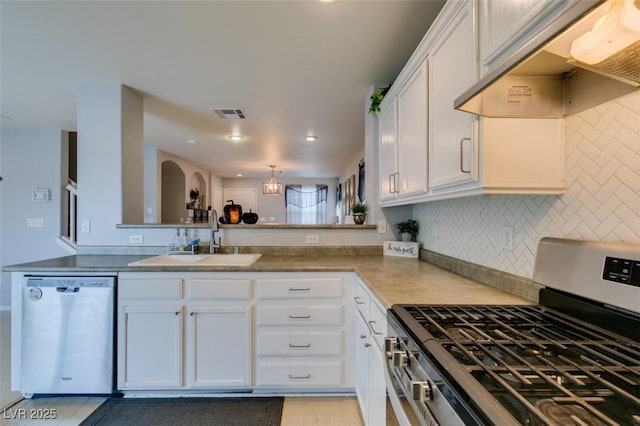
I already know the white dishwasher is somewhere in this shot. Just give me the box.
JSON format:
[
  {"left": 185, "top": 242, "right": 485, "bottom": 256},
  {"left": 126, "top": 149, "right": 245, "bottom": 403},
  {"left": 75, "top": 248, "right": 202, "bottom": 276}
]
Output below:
[{"left": 21, "top": 276, "right": 116, "bottom": 396}]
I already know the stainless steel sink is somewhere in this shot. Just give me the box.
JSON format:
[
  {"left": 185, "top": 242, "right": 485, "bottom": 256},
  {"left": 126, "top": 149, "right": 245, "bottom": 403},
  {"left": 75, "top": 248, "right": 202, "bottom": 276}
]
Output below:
[{"left": 128, "top": 253, "right": 262, "bottom": 267}]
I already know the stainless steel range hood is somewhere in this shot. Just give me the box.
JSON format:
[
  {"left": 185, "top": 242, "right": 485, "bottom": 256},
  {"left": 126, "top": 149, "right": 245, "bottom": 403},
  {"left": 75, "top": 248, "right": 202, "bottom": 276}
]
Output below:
[{"left": 455, "top": 0, "right": 640, "bottom": 118}]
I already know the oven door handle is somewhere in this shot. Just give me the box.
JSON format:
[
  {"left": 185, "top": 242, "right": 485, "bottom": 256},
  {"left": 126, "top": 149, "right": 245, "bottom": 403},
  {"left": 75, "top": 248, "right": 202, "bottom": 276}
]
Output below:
[{"left": 383, "top": 348, "right": 415, "bottom": 426}]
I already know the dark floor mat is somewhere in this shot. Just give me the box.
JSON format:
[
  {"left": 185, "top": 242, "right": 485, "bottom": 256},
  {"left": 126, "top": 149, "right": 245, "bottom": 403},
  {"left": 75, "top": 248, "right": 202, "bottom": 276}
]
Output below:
[{"left": 79, "top": 396, "right": 284, "bottom": 426}]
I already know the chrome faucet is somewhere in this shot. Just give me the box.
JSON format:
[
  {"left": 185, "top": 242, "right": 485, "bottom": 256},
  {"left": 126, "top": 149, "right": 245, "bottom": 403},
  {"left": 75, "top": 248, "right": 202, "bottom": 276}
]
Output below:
[{"left": 209, "top": 209, "right": 221, "bottom": 254}]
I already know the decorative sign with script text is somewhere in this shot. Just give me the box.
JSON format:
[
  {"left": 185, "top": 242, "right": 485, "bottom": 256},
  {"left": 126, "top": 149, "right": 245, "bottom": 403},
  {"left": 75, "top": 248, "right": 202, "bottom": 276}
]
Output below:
[{"left": 383, "top": 241, "right": 419, "bottom": 258}]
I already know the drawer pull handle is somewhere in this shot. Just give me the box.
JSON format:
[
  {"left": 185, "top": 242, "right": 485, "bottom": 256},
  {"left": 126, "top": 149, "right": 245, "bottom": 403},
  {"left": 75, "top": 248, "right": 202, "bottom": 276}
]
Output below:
[
  {"left": 289, "top": 343, "right": 311, "bottom": 348},
  {"left": 289, "top": 288, "right": 310, "bottom": 292},
  {"left": 369, "top": 320, "right": 384, "bottom": 335},
  {"left": 289, "top": 315, "right": 311, "bottom": 319},
  {"left": 288, "top": 374, "right": 311, "bottom": 380},
  {"left": 354, "top": 296, "right": 365, "bottom": 305}
]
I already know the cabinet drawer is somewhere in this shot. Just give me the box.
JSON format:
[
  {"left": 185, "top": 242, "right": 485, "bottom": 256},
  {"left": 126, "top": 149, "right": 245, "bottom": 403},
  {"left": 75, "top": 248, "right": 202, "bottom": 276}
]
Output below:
[
  {"left": 255, "top": 278, "right": 343, "bottom": 299},
  {"left": 255, "top": 360, "right": 344, "bottom": 387},
  {"left": 119, "top": 279, "right": 182, "bottom": 299},
  {"left": 257, "top": 331, "right": 344, "bottom": 356},
  {"left": 256, "top": 305, "right": 343, "bottom": 326},
  {"left": 187, "top": 279, "right": 252, "bottom": 300}
]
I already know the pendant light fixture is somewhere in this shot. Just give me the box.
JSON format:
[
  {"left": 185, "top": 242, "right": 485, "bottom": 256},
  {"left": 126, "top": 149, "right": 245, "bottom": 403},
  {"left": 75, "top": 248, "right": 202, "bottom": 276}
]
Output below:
[{"left": 262, "top": 165, "right": 282, "bottom": 195}]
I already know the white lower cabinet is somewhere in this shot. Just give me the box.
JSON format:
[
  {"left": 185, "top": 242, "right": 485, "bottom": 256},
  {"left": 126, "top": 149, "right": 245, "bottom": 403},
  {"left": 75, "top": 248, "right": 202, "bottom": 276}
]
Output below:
[
  {"left": 119, "top": 304, "right": 183, "bottom": 389},
  {"left": 354, "top": 278, "right": 387, "bottom": 426},
  {"left": 117, "top": 272, "right": 355, "bottom": 393},
  {"left": 186, "top": 305, "right": 251, "bottom": 388},
  {"left": 117, "top": 273, "right": 252, "bottom": 391},
  {"left": 254, "top": 274, "right": 354, "bottom": 390}
]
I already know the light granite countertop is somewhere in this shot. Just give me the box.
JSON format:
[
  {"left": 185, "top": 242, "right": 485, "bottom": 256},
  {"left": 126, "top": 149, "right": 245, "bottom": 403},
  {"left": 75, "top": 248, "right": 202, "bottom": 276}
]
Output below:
[{"left": 3, "top": 254, "right": 532, "bottom": 307}]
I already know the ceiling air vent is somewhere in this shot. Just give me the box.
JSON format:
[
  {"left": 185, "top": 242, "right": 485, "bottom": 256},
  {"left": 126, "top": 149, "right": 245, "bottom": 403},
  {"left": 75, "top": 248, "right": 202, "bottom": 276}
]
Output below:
[{"left": 212, "top": 108, "right": 246, "bottom": 119}]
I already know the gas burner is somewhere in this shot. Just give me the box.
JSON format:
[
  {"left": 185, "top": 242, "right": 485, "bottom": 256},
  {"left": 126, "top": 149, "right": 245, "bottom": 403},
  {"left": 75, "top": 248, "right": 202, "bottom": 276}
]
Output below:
[
  {"left": 531, "top": 399, "right": 607, "bottom": 426},
  {"left": 449, "top": 344, "right": 485, "bottom": 362}
]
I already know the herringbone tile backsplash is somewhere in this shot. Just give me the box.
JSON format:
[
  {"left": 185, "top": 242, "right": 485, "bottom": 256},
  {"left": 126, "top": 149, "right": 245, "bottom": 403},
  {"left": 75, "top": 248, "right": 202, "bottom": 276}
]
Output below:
[{"left": 414, "top": 91, "right": 640, "bottom": 279}]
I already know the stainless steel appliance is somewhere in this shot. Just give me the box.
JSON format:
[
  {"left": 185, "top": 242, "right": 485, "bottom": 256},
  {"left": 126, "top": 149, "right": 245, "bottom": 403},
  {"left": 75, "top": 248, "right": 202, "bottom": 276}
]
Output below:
[
  {"left": 21, "top": 276, "right": 116, "bottom": 396},
  {"left": 386, "top": 238, "right": 640, "bottom": 425}
]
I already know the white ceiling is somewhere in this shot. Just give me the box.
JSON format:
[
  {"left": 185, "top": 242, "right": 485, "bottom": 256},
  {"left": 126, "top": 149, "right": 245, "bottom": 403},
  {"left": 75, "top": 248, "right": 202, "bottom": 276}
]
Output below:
[{"left": 0, "top": 0, "right": 445, "bottom": 178}]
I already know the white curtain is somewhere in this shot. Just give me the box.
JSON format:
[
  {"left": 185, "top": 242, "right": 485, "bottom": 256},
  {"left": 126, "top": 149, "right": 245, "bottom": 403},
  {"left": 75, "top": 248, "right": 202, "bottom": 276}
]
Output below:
[{"left": 285, "top": 185, "right": 328, "bottom": 224}]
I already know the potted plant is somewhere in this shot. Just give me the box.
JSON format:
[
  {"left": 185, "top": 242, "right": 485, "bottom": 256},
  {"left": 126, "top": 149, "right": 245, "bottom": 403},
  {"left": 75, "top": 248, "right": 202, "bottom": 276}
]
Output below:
[
  {"left": 351, "top": 202, "right": 368, "bottom": 225},
  {"left": 368, "top": 83, "right": 392, "bottom": 114},
  {"left": 395, "top": 219, "right": 419, "bottom": 242}
]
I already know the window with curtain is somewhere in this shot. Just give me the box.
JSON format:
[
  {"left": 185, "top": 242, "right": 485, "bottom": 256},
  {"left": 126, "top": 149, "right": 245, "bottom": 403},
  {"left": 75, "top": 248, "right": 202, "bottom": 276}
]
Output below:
[{"left": 285, "top": 184, "right": 328, "bottom": 224}]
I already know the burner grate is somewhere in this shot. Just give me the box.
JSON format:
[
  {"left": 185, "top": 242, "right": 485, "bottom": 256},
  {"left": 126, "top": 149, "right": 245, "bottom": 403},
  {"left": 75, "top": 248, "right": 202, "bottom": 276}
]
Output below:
[{"left": 397, "top": 304, "right": 640, "bottom": 425}]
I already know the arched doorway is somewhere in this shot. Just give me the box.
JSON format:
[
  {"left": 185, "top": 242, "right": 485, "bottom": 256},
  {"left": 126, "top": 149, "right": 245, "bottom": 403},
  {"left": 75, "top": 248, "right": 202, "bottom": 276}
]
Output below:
[{"left": 161, "top": 160, "right": 186, "bottom": 223}]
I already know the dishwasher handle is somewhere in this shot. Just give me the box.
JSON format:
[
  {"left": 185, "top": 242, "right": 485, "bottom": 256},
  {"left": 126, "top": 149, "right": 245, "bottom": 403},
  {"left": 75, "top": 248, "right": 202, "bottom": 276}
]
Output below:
[{"left": 56, "top": 287, "right": 80, "bottom": 293}]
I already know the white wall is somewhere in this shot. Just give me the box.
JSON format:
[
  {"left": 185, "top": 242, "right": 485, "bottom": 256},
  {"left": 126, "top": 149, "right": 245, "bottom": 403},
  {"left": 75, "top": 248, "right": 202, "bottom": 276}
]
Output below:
[
  {"left": 413, "top": 90, "right": 640, "bottom": 279},
  {"left": 77, "top": 82, "right": 143, "bottom": 245},
  {"left": 0, "top": 129, "right": 70, "bottom": 309}
]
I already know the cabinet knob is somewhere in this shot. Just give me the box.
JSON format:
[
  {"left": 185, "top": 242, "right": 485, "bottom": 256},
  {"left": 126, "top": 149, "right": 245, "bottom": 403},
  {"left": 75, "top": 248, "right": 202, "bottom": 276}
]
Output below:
[{"left": 364, "top": 343, "right": 371, "bottom": 348}]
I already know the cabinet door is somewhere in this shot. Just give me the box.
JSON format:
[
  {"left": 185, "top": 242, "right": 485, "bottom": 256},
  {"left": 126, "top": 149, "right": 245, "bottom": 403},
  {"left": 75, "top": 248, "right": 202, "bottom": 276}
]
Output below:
[
  {"left": 397, "top": 59, "right": 429, "bottom": 198},
  {"left": 354, "top": 312, "right": 371, "bottom": 426},
  {"left": 370, "top": 343, "right": 387, "bottom": 426},
  {"left": 429, "top": 2, "right": 478, "bottom": 192},
  {"left": 119, "top": 305, "right": 182, "bottom": 389},
  {"left": 186, "top": 305, "right": 252, "bottom": 388},
  {"left": 479, "top": 0, "right": 570, "bottom": 73},
  {"left": 378, "top": 99, "right": 399, "bottom": 203}
]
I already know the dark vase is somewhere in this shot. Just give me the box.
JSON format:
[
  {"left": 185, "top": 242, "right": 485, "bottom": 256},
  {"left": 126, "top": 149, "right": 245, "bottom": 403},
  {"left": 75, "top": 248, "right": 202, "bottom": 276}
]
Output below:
[{"left": 353, "top": 213, "right": 366, "bottom": 225}]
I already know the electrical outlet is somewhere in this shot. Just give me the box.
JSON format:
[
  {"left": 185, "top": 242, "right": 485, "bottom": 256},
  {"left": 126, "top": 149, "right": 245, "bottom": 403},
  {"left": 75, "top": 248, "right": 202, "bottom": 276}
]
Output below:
[
  {"left": 81, "top": 219, "right": 91, "bottom": 233},
  {"left": 26, "top": 218, "right": 44, "bottom": 228},
  {"left": 129, "top": 235, "right": 143, "bottom": 244},
  {"left": 377, "top": 220, "right": 387, "bottom": 234},
  {"left": 502, "top": 226, "right": 514, "bottom": 251},
  {"left": 306, "top": 235, "right": 320, "bottom": 244}
]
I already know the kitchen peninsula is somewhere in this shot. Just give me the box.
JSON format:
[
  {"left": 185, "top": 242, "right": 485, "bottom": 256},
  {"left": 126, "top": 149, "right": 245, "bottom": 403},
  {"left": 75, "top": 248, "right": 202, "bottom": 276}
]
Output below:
[{"left": 5, "top": 251, "right": 534, "bottom": 422}]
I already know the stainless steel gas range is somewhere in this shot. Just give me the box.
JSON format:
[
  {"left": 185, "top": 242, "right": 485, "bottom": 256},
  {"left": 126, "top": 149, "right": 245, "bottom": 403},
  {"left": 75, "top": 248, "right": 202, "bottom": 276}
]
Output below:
[{"left": 386, "top": 238, "right": 640, "bottom": 425}]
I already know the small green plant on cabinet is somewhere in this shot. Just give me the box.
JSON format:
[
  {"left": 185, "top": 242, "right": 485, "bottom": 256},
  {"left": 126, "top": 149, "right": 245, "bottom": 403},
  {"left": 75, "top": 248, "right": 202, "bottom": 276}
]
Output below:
[
  {"left": 369, "top": 83, "right": 392, "bottom": 114},
  {"left": 395, "top": 219, "right": 420, "bottom": 242},
  {"left": 351, "top": 203, "right": 368, "bottom": 214}
]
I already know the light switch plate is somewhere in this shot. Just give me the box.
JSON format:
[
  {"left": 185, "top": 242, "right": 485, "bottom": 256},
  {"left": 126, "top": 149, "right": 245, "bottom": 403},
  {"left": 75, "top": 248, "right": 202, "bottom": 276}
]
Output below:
[{"left": 81, "top": 219, "right": 91, "bottom": 233}]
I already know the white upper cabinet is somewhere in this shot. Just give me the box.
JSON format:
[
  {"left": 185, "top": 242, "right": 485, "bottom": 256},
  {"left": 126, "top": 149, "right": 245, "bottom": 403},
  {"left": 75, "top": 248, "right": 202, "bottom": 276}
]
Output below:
[
  {"left": 429, "top": 1, "right": 477, "bottom": 192},
  {"left": 377, "top": 98, "right": 398, "bottom": 202},
  {"left": 478, "top": 0, "right": 572, "bottom": 75},
  {"left": 376, "top": 0, "right": 567, "bottom": 206},
  {"left": 397, "top": 59, "right": 429, "bottom": 200},
  {"left": 378, "top": 59, "right": 429, "bottom": 207}
]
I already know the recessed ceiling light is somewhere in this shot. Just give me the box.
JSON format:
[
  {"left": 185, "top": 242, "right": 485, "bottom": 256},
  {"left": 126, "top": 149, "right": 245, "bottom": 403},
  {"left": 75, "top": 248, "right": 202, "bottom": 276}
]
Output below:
[
  {"left": 305, "top": 135, "right": 318, "bottom": 142},
  {"left": 187, "top": 139, "right": 199, "bottom": 144},
  {"left": 237, "top": 173, "right": 243, "bottom": 177},
  {"left": 229, "top": 135, "right": 244, "bottom": 142}
]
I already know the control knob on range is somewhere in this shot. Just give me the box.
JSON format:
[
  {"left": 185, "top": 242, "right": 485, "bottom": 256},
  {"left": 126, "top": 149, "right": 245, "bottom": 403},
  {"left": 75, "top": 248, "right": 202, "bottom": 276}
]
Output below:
[{"left": 412, "top": 380, "right": 433, "bottom": 402}]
